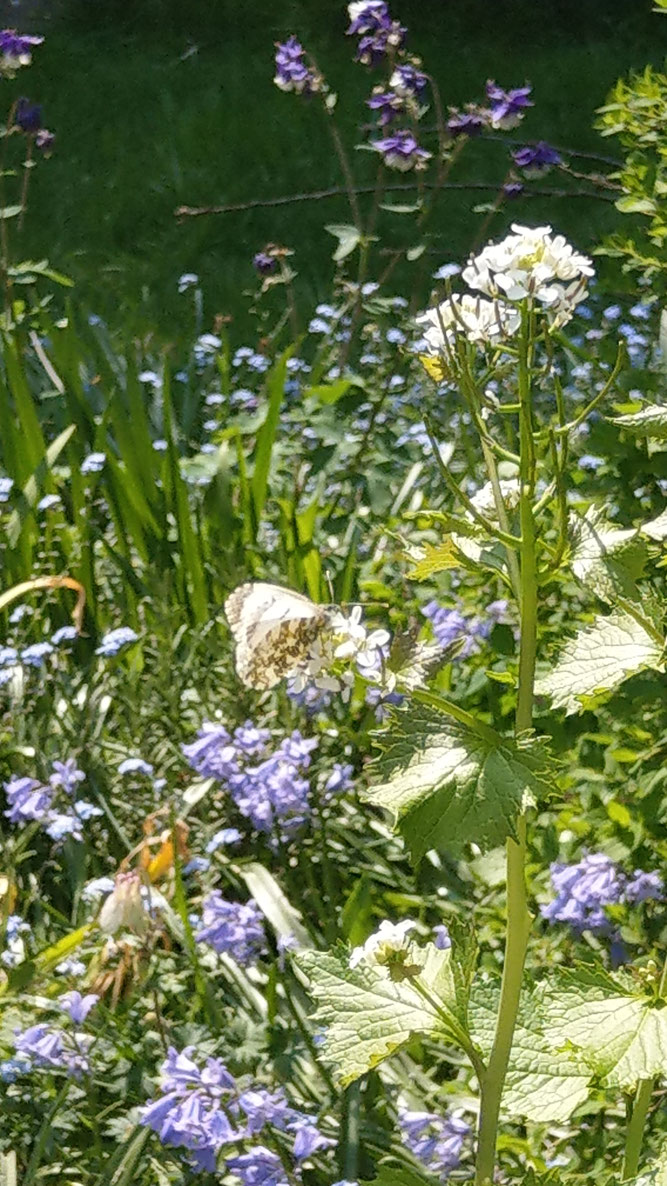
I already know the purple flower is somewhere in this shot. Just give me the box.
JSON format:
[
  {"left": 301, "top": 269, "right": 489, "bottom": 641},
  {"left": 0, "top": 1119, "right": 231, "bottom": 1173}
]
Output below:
[
  {"left": 195, "top": 893, "right": 266, "bottom": 965},
  {"left": 323, "top": 762, "right": 354, "bottom": 797},
  {"left": 4, "top": 775, "right": 53, "bottom": 823},
  {"left": 291, "top": 1120, "right": 335, "bottom": 1160},
  {"left": 96, "top": 627, "right": 139, "bottom": 656},
  {"left": 399, "top": 1109, "right": 470, "bottom": 1179},
  {"left": 503, "top": 181, "right": 524, "bottom": 200},
  {"left": 624, "top": 870, "right": 663, "bottom": 904},
  {"left": 421, "top": 601, "right": 485, "bottom": 657},
  {"left": 50, "top": 759, "right": 85, "bottom": 794},
  {"left": 367, "top": 89, "right": 402, "bottom": 125},
  {"left": 35, "top": 128, "right": 55, "bottom": 155},
  {"left": 14, "top": 1023, "right": 91, "bottom": 1077},
  {"left": 226, "top": 1148, "right": 288, "bottom": 1186},
  {"left": 253, "top": 251, "right": 278, "bottom": 275},
  {"left": 372, "top": 129, "right": 431, "bottom": 171},
  {"left": 447, "top": 108, "right": 486, "bottom": 137},
  {"left": 59, "top": 991, "right": 98, "bottom": 1022},
  {"left": 141, "top": 1047, "right": 239, "bottom": 1172},
  {"left": 356, "top": 27, "right": 405, "bottom": 65},
  {"left": 390, "top": 63, "right": 428, "bottom": 98},
  {"left": 183, "top": 722, "right": 238, "bottom": 780},
  {"left": 433, "top": 924, "right": 451, "bottom": 950},
  {"left": 486, "top": 80, "right": 533, "bottom": 130},
  {"left": 512, "top": 141, "right": 562, "bottom": 177},
  {"left": 0, "top": 30, "right": 43, "bottom": 76},
  {"left": 15, "top": 97, "right": 42, "bottom": 133},
  {"left": 274, "top": 36, "right": 319, "bottom": 95},
  {"left": 542, "top": 853, "right": 625, "bottom": 933},
  {"left": 238, "top": 1087, "right": 295, "bottom": 1134},
  {"left": 347, "top": 1, "right": 391, "bottom": 35}
]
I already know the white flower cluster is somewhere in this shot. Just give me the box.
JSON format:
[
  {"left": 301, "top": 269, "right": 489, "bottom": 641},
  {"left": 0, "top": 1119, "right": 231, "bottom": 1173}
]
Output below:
[
  {"left": 349, "top": 919, "right": 415, "bottom": 969},
  {"left": 462, "top": 223, "right": 594, "bottom": 327},
  {"left": 417, "top": 225, "right": 594, "bottom": 357},
  {"left": 288, "top": 606, "right": 391, "bottom": 702},
  {"left": 416, "top": 293, "right": 520, "bottom": 353}
]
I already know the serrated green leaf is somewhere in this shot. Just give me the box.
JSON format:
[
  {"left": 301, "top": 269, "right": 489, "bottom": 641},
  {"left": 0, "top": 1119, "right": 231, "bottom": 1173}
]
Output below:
[
  {"left": 535, "top": 609, "right": 664, "bottom": 715},
  {"left": 570, "top": 508, "right": 647, "bottom": 602},
  {"left": 541, "top": 969, "right": 667, "bottom": 1091},
  {"left": 296, "top": 941, "right": 458, "bottom": 1086},
  {"left": 470, "top": 980, "right": 592, "bottom": 1122},
  {"left": 610, "top": 403, "right": 667, "bottom": 439},
  {"left": 366, "top": 704, "right": 551, "bottom": 861},
  {"left": 409, "top": 539, "right": 462, "bottom": 580}
]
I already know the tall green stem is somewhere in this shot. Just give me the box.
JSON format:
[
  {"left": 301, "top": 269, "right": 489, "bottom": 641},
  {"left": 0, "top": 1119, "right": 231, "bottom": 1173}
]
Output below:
[
  {"left": 622, "top": 1079, "right": 654, "bottom": 1180},
  {"left": 474, "top": 311, "right": 537, "bottom": 1186}
]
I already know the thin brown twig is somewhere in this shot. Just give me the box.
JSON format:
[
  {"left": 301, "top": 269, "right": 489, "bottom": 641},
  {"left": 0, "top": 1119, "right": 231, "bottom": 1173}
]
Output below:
[{"left": 175, "top": 181, "right": 615, "bottom": 221}]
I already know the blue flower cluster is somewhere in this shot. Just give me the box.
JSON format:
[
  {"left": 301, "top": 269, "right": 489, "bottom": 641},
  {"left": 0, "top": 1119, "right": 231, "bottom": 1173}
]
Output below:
[
  {"left": 141, "top": 1046, "right": 335, "bottom": 1175},
  {"left": 542, "top": 853, "right": 663, "bottom": 934},
  {"left": 195, "top": 893, "right": 266, "bottom": 965},
  {"left": 274, "top": 35, "right": 320, "bottom": 96},
  {"left": 399, "top": 1108, "right": 470, "bottom": 1180},
  {"left": 346, "top": 1, "right": 406, "bottom": 66},
  {"left": 8, "top": 991, "right": 99, "bottom": 1080},
  {"left": 183, "top": 722, "right": 318, "bottom": 837},
  {"left": 3, "top": 758, "right": 102, "bottom": 843},
  {"left": 421, "top": 599, "right": 508, "bottom": 658}
]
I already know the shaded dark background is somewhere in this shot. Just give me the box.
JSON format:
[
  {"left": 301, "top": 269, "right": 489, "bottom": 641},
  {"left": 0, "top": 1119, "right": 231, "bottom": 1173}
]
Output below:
[{"left": 1, "top": 0, "right": 663, "bottom": 340}]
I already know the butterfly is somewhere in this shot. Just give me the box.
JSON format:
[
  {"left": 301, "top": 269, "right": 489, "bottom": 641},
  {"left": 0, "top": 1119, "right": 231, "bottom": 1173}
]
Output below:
[{"left": 224, "top": 582, "right": 331, "bottom": 690}]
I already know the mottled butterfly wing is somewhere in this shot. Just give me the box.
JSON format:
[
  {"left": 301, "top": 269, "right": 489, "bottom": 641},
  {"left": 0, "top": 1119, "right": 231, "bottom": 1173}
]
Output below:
[{"left": 224, "top": 582, "right": 328, "bottom": 690}]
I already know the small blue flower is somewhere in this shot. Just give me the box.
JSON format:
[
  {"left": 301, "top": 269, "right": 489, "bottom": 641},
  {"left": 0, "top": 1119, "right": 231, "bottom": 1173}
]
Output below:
[
  {"left": 433, "top": 924, "right": 451, "bottom": 950},
  {"left": 96, "top": 627, "right": 139, "bottom": 657},
  {"left": 80, "top": 452, "right": 106, "bottom": 475},
  {"left": 118, "top": 757, "right": 154, "bottom": 776},
  {"left": 0, "top": 646, "right": 18, "bottom": 668},
  {"left": 206, "top": 827, "right": 243, "bottom": 854},
  {"left": 433, "top": 263, "right": 461, "bottom": 281},
  {"left": 50, "top": 759, "right": 85, "bottom": 794},
  {"left": 51, "top": 625, "right": 78, "bottom": 646},
  {"left": 21, "top": 642, "right": 54, "bottom": 668},
  {"left": 195, "top": 893, "right": 266, "bottom": 965},
  {"left": 59, "top": 990, "right": 98, "bottom": 1022}
]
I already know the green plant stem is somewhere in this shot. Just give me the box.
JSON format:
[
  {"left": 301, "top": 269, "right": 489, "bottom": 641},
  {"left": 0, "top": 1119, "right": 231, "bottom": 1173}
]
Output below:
[
  {"left": 622, "top": 1078, "right": 654, "bottom": 1180},
  {"left": 474, "top": 311, "right": 537, "bottom": 1186}
]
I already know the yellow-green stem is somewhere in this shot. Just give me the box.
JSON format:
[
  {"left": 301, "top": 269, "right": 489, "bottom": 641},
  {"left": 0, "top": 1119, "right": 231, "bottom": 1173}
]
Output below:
[
  {"left": 622, "top": 1079, "right": 654, "bottom": 1180},
  {"left": 474, "top": 309, "right": 537, "bottom": 1185}
]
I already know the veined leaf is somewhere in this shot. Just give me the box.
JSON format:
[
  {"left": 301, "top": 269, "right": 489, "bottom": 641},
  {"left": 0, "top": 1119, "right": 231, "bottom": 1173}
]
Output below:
[
  {"left": 366, "top": 703, "right": 552, "bottom": 862},
  {"left": 296, "top": 941, "right": 459, "bottom": 1086},
  {"left": 569, "top": 507, "right": 647, "bottom": 602},
  {"left": 535, "top": 608, "right": 664, "bottom": 715},
  {"left": 541, "top": 969, "right": 667, "bottom": 1091},
  {"left": 409, "top": 539, "right": 462, "bottom": 580},
  {"left": 470, "top": 979, "right": 592, "bottom": 1122},
  {"left": 610, "top": 403, "right": 667, "bottom": 439}
]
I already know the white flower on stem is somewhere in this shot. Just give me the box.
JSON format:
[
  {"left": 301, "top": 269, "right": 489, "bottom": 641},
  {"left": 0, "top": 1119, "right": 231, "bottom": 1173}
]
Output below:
[
  {"left": 470, "top": 478, "right": 521, "bottom": 519},
  {"left": 416, "top": 294, "right": 520, "bottom": 351},
  {"left": 98, "top": 871, "right": 149, "bottom": 937},
  {"left": 349, "top": 919, "right": 416, "bottom": 969},
  {"left": 462, "top": 224, "right": 594, "bottom": 325}
]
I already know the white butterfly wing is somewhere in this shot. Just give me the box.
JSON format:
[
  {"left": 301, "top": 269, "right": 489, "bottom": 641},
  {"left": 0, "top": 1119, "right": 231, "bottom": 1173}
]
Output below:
[{"left": 224, "top": 582, "right": 327, "bottom": 689}]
